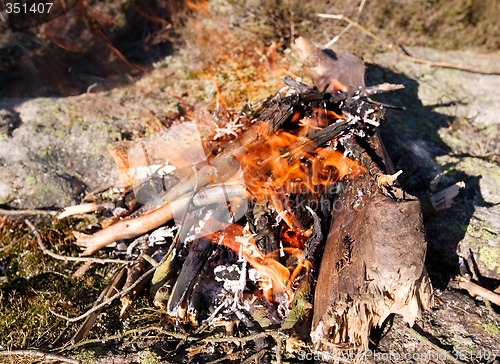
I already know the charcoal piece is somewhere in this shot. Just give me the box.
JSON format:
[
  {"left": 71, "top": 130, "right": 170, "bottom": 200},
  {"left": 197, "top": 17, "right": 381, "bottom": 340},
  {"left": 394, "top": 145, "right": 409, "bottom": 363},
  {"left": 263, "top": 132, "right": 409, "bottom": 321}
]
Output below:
[
  {"left": 167, "top": 238, "right": 214, "bottom": 317},
  {"left": 302, "top": 207, "right": 322, "bottom": 261},
  {"left": 259, "top": 94, "right": 301, "bottom": 131},
  {"left": 246, "top": 202, "right": 280, "bottom": 255},
  {"left": 253, "top": 215, "right": 280, "bottom": 255},
  {"left": 72, "top": 267, "right": 127, "bottom": 343}
]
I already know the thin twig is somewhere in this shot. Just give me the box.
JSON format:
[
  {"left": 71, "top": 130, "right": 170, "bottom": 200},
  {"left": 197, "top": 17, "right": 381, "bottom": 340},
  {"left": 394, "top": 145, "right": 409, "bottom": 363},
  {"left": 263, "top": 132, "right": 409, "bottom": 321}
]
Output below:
[
  {"left": 61, "top": 326, "right": 192, "bottom": 351},
  {"left": 0, "top": 232, "right": 29, "bottom": 253},
  {"left": 0, "top": 207, "right": 57, "bottom": 216},
  {"left": 24, "top": 219, "right": 129, "bottom": 265},
  {"left": 318, "top": 13, "right": 500, "bottom": 75},
  {"left": 323, "top": 0, "right": 366, "bottom": 48},
  {"left": 458, "top": 279, "right": 500, "bottom": 307},
  {"left": 0, "top": 350, "right": 79, "bottom": 364},
  {"left": 49, "top": 265, "right": 156, "bottom": 322},
  {"left": 465, "top": 250, "right": 500, "bottom": 320}
]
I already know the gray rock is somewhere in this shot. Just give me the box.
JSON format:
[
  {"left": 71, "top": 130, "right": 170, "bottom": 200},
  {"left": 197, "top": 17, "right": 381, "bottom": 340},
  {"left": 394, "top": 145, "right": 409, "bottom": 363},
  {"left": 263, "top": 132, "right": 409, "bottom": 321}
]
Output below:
[{"left": 0, "top": 179, "right": 12, "bottom": 204}]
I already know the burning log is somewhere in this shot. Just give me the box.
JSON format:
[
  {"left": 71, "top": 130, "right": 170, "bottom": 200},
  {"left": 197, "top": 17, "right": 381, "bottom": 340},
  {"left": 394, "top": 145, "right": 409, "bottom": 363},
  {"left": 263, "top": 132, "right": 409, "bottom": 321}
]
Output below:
[
  {"left": 294, "top": 37, "right": 433, "bottom": 352},
  {"left": 60, "top": 37, "right": 432, "bottom": 361}
]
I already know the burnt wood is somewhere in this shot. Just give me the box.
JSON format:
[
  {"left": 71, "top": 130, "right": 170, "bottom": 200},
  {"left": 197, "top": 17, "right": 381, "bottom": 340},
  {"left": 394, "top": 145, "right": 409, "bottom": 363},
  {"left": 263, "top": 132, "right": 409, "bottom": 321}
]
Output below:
[{"left": 294, "top": 36, "right": 433, "bottom": 350}]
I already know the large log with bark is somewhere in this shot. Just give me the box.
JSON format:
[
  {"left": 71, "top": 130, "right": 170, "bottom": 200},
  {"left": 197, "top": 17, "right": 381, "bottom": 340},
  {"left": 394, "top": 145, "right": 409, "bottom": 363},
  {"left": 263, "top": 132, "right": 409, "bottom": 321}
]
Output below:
[{"left": 294, "top": 37, "right": 433, "bottom": 351}]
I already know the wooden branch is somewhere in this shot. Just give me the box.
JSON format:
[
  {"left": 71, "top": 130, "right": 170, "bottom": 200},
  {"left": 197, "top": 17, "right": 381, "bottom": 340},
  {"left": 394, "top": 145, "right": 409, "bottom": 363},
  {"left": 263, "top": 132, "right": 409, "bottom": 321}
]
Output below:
[
  {"left": 0, "top": 350, "right": 79, "bottom": 364},
  {"left": 24, "top": 219, "right": 129, "bottom": 265},
  {"left": 0, "top": 207, "right": 57, "bottom": 216},
  {"left": 317, "top": 13, "right": 500, "bottom": 75},
  {"left": 61, "top": 325, "right": 192, "bottom": 351},
  {"left": 201, "top": 330, "right": 284, "bottom": 364},
  {"left": 74, "top": 183, "right": 246, "bottom": 256},
  {"left": 458, "top": 279, "right": 500, "bottom": 307},
  {"left": 57, "top": 202, "right": 115, "bottom": 219}
]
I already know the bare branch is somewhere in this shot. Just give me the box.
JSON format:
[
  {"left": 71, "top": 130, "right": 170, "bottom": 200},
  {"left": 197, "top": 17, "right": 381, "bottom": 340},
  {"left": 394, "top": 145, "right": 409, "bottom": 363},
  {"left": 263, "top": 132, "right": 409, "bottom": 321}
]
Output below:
[
  {"left": 0, "top": 207, "right": 57, "bottom": 216},
  {"left": 318, "top": 13, "right": 500, "bottom": 75},
  {"left": 458, "top": 279, "right": 500, "bottom": 307},
  {"left": 24, "top": 219, "right": 129, "bottom": 265},
  {"left": 0, "top": 350, "right": 79, "bottom": 364}
]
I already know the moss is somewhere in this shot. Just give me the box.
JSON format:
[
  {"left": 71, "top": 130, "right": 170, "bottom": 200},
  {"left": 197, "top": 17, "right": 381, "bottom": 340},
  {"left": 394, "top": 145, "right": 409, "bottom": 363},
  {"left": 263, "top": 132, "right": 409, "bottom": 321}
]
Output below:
[
  {"left": 467, "top": 224, "right": 497, "bottom": 241},
  {"left": 483, "top": 322, "right": 500, "bottom": 338},
  {"left": 138, "top": 350, "right": 161, "bottom": 364},
  {"left": 0, "top": 218, "right": 114, "bottom": 350},
  {"left": 74, "top": 349, "right": 97, "bottom": 364},
  {"left": 24, "top": 176, "right": 37, "bottom": 186},
  {"left": 478, "top": 245, "right": 500, "bottom": 274}
]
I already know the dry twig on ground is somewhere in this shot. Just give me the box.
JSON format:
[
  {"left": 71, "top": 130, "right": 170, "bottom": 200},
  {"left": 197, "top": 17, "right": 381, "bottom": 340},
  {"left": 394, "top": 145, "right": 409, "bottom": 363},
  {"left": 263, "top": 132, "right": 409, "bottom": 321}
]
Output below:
[
  {"left": 0, "top": 350, "right": 79, "bottom": 364},
  {"left": 24, "top": 219, "right": 129, "bottom": 265},
  {"left": 318, "top": 13, "right": 500, "bottom": 75},
  {"left": 0, "top": 208, "right": 57, "bottom": 216},
  {"left": 458, "top": 279, "right": 500, "bottom": 307},
  {"left": 49, "top": 265, "right": 156, "bottom": 323}
]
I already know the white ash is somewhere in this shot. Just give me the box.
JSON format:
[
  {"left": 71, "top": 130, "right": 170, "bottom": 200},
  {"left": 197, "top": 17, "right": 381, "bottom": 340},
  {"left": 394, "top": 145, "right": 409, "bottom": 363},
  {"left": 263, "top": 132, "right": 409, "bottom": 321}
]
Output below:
[
  {"left": 354, "top": 129, "right": 366, "bottom": 138},
  {"left": 112, "top": 207, "right": 127, "bottom": 217},
  {"left": 353, "top": 187, "right": 365, "bottom": 209},
  {"left": 235, "top": 235, "right": 260, "bottom": 260},
  {"left": 276, "top": 292, "right": 291, "bottom": 317},
  {"left": 273, "top": 210, "right": 287, "bottom": 227},
  {"left": 363, "top": 118, "right": 380, "bottom": 127},
  {"left": 184, "top": 208, "right": 215, "bottom": 243},
  {"left": 127, "top": 235, "right": 149, "bottom": 257},
  {"left": 248, "top": 268, "right": 260, "bottom": 283},
  {"left": 212, "top": 116, "right": 244, "bottom": 140},
  {"left": 345, "top": 113, "right": 361, "bottom": 125},
  {"left": 148, "top": 225, "right": 178, "bottom": 246},
  {"left": 213, "top": 260, "right": 253, "bottom": 316},
  {"left": 310, "top": 321, "right": 325, "bottom": 345},
  {"left": 214, "top": 263, "right": 245, "bottom": 295}
]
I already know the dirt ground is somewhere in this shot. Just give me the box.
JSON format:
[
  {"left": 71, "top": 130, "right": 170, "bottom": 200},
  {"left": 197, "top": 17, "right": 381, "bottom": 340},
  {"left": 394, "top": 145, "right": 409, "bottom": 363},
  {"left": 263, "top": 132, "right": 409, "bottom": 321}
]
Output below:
[{"left": 0, "top": 1, "right": 499, "bottom": 363}]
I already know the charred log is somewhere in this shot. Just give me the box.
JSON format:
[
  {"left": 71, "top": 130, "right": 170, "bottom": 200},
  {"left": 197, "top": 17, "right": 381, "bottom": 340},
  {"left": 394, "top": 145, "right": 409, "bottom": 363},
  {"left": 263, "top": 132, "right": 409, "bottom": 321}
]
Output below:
[{"left": 294, "top": 36, "right": 433, "bottom": 352}]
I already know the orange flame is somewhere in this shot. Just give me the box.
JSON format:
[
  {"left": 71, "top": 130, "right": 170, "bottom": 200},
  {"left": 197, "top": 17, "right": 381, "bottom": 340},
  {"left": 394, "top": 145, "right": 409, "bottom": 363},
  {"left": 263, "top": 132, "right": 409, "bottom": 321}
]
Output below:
[
  {"left": 236, "top": 124, "right": 364, "bottom": 202},
  {"left": 209, "top": 224, "right": 309, "bottom": 303},
  {"left": 210, "top": 111, "right": 364, "bottom": 305}
]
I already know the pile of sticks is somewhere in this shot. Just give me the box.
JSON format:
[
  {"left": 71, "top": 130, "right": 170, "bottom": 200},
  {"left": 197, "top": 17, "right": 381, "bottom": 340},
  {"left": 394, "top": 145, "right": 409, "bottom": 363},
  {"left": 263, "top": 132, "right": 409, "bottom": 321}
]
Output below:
[{"left": 54, "top": 37, "right": 433, "bottom": 360}]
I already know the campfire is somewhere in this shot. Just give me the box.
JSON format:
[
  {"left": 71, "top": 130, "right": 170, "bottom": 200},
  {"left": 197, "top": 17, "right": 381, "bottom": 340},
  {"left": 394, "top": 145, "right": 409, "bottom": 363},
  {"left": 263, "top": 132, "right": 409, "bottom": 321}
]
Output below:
[{"left": 56, "top": 37, "right": 433, "bottom": 359}]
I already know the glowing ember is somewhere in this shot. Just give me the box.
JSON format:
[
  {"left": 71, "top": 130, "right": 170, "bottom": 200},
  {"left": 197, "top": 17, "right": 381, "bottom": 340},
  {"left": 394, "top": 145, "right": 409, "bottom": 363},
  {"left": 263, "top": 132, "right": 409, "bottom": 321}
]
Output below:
[{"left": 209, "top": 224, "right": 307, "bottom": 304}]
